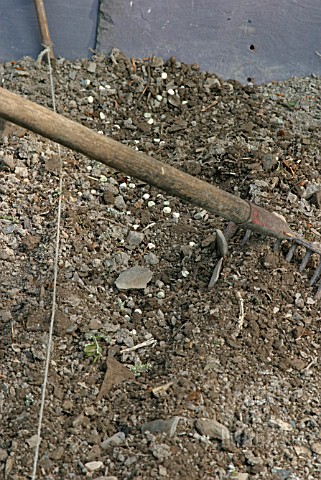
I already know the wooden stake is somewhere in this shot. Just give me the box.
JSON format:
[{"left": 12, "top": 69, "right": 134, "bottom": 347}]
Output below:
[{"left": 34, "top": 0, "right": 55, "bottom": 60}]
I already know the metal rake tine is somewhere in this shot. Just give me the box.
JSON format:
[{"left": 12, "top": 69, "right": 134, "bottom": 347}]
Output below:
[
  {"left": 285, "top": 242, "right": 297, "bottom": 262},
  {"left": 273, "top": 239, "right": 282, "bottom": 252},
  {"left": 299, "top": 250, "right": 313, "bottom": 272},
  {"left": 310, "top": 260, "right": 321, "bottom": 286},
  {"left": 314, "top": 282, "right": 321, "bottom": 300},
  {"left": 241, "top": 229, "right": 252, "bottom": 246}
]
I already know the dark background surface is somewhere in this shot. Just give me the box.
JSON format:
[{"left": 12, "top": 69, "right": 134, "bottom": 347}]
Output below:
[
  {"left": 1, "top": 0, "right": 321, "bottom": 83},
  {"left": 0, "top": 0, "right": 98, "bottom": 61}
]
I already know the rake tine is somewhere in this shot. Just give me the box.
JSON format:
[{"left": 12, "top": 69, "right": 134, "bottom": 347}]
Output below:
[
  {"left": 273, "top": 239, "right": 282, "bottom": 252},
  {"left": 241, "top": 229, "right": 252, "bottom": 246},
  {"left": 314, "top": 282, "right": 321, "bottom": 300},
  {"left": 310, "top": 260, "right": 321, "bottom": 286},
  {"left": 285, "top": 242, "right": 297, "bottom": 262},
  {"left": 299, "top": 250, "right": 313, "bottom": 272}
]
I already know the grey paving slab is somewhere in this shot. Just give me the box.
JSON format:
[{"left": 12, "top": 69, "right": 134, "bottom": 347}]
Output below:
[{"left": 97, "top": 0, "right": 321, "bottom": 83}]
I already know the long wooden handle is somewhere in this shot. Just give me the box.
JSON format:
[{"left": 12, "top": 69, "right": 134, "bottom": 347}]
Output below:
[{"left": 0, "top": 87, "right": 251, "bottom": 224}]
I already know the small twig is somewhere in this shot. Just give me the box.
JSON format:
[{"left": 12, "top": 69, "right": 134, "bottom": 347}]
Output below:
[
  {"left": 233, "top": 291, "right": 244, "bottom": 338},
  {"left": 201, "top": 99, "right": 218, "bottom": 112},
  {"left": 120, "top": 338, "right": 156, "bottom": 353},
  {"left": 137, "top": 64, "right": 151, "bottom": 103},
  {"left": 302, "top": 357, "right": 317, "bottom": 372}
]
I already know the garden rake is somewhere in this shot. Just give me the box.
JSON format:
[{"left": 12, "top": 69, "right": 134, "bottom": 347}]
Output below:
[{"left": 0, "top": 87, "right": 320, "bottom": 298}]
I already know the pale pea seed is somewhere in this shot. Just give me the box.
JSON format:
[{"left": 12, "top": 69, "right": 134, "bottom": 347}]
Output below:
[
  {"left": 156, "top": 94, "right": 163, "bottom": 101},
  {"left": 181, "top": 269, "right": 190, "bottom": 277},
  {"left": 182, "top": 100, "right": 188, "bottom": 105},
  {"left": 172, "top": 212, "right": 180, "bottom": 218},
  {"left": 163, "top": 207, "right": 171, "bottom": 214},
  {"left": 147, "top": 118, "right": 154, "bottom": 125},
  {"left": 161, "top": 72, "right": 168, "bottom": 79},
  {"left": 119, "top": 182, "right": 127, "bottom": 189},
  {"left": 147, "top": 201, "right": 156, "bottom": 207},
  {"left": 128, "top": 183, "right": 136, "bottom": 188},
  {"left": 97, "top": 131, "right": 104, "bottom": 135},
  {"left": 163, "top": 200, "right": 170, "bottom": 206},
  {"left": 142, "top": 193, "right": 150, "bottom": 200},
  {"left": 157, "top": 291, "right": 165, "bottom": 299},
  {"left": 99, "top": 112, "right": 106, "bottom": 120},
  {"left": 167, "top": 88, "right": 175, "bottom": 95},
  {"left": 144, "top": 112, "right": 152, "bottom": 118},
  {"left": 133, "top": 224, "right": 140, "bottom": 230},
  {"left": 87, "top": 95, "right": 94, "bottom": 103},
  {"left": 148, "top": 243, "right": 156, "bottom": 249},
  {"left": 154, "top": 138, "right": 160, "bottom": 143}
]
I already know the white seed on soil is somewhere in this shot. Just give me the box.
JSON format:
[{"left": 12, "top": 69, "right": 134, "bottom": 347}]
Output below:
[
  {"left": 128, "top": 183, "right": 136, "bottom": 188},
  {"left": 143, "top": 193, "right": 150, "bottom": 200},
  {"left": 156, "top": 94, "right": 163, "bottom": 101},
  {"left": 147, "top": 201, "right": 155, "bottom": 207},
  {"left": 172, "top": 212, "right": 180, "bottom": 219},
  {"left": 167, "top": 88, "right": 175, "bottom": 95},
  {"left": 87, "top": 95, "right": 94, "bottom": 103},
  {"left": 161, "top": 72, "right": 168, "bottom": 80},
  {"left": 163, "top": 207, "right": 171, "bottom": 214},
  {"left": 144, "top": 112, "right": 152, "bottom": 118},
  {"left": 181, "top": 269, "right": 189, "bottom": 277},
  {"left": 157, "top": 290, "right": 165, "bottom": 299},
  {"left": 148, "top": 243, "right": 156, "bottom": 249},
  {"left": 147, "top": 118, "right": 154, "bottom": 124},
  {"left": 99, "top": 112, "right": 106, "bottom": 120}
]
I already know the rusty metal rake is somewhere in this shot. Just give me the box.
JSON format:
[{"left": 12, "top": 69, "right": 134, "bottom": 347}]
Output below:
[{"left": 0, "top": 87, "right": 320, "bottom": 298}]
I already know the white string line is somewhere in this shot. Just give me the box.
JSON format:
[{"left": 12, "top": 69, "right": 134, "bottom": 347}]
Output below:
[{"left": 32, "top": 47, "right": 63, "bottom": 480}]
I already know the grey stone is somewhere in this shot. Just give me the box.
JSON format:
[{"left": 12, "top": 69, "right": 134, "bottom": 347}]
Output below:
[
  {"left": 127, "top": 231, "right": 145, "bottom": 248},
  {"left": 114, "top": 195, "right": 126, "bottom": 210},
  {"left": 115, "top": 266, "right": 153, "bottom": 290},
  {"left": 151, "top": 443, "right": 171, "bottom": 460},
  {"left": 144, "top": 252, "right": 159, "bottom": 265},
  {"left": 101, "top": 432, "right": 125, "bottom": 449},
  {"left": 87, "top": 62, "right": 97, "bottom": 73},
  {"left": 195, "top": 418, "right": 230, "bottom": 441},
  {"left": 0, "top": 448, "right": 8, "bottom": 461},
  {"left": 262, "top": 153, "right": 277, "bottom": 171},
  {"left": 141, "top": 416, "right": 180, "bottom": 437}
]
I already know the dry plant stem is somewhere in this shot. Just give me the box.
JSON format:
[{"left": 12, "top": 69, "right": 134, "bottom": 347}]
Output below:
[
  {"left": 233, "top": 291, "right": 245, "bottom": 338},
  {"left": 120, "top": 338, "right": 157, "bottom": 353}
]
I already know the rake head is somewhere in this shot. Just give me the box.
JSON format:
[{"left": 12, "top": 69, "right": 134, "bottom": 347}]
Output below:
[{"left": 220, "top": 201, "right": 321, "bottom": 299}]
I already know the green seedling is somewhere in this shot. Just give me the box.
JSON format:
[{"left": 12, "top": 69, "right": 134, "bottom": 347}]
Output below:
[
  {"left": 130, "top": 362, "right": 152, "bottom": 377},
  {"left": 84, "top": 332, "right": 109, "bottom": 363}
]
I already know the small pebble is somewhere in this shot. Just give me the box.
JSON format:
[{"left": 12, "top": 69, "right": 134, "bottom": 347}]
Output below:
[{"left": 167, "top": 88, "right": 175, "bottom": 95}]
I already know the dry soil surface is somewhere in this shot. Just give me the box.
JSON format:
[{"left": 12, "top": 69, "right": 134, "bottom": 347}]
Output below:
[{"left": 1, "top": 51, "right": 321, "bottom": 480}]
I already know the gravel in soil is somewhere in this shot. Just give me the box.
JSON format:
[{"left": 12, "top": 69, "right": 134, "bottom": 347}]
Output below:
[{"left": 0, "top": 51, "right": 321, "bottom": 480}]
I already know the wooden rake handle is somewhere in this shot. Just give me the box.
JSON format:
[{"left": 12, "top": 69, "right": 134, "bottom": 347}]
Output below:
[{"left": 0, "top": 87, "right": 293, "bottom": 239}]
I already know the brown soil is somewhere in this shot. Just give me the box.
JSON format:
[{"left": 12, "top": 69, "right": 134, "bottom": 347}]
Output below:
[{"left": 0, "top": 51, "right": 321, "bottom": 480}]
